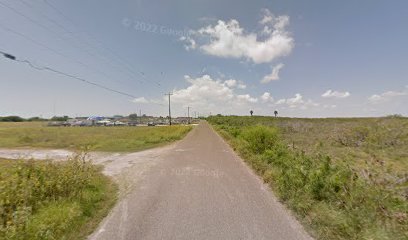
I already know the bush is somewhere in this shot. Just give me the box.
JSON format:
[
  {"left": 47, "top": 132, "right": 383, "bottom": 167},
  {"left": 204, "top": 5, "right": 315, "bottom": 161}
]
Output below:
[
  {"left": 27, "top": 117, "right": 47, "bottom": 122},
  {"left": 0, "top": 116, "right": 25, "bottom": 122},
  {"left": 50, "top": 116, "right": 69, "bottom": 122},
  {"left": 240, "top": 126, "right": 279, "bottom": 154},
  {"left": 208, "top": 116, "right": 408, "bottom": 240},
  {"left": 0, "top": 153, "right": 117, "bottom": 239}
]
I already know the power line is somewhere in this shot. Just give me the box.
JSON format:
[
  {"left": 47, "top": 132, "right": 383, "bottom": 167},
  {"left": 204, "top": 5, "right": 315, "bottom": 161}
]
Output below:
[
  {"left": 0, "top": 24, "right": 78, "bottom": 63},
  {"left": 2, "top": 0, "right": 97, "bottom": 62},
  {"left": 41, "top": 0, "right": 162, "bottom": 88},
  {"left": 0, "top": 1, "right": 71, "bottom": 45},
  {"left": 0, "top": 2, "right": 167, "bottom": 105},
  {"left": 0, "top": 1, "right": 142, "bottom": 87},
  {"left": 18, "top": 0, "right": 75, "bottom": 36},
  {"left": 1, "top": 51, "right": 135, "bottom": 99},
  {"left": 0, "top": 25, "right": 167, "bottom": 108},
  {"left": 0, "top": 50, "right": 16, "bottom": 60},
  {"left": 0, "top": 23, "right": 140, "bottom": 91},
  {"left": 1, "top": 50, "right": 167, "bottom": 106},
  {"left": 18, "top": 0, "right": 147, "bottom": 86}
]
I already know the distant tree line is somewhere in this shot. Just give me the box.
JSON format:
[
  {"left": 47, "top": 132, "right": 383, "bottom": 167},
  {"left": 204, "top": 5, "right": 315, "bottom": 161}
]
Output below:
[
  {"left": 0, "top": 116, "right": 66, "bottom": 122},
  {"left": 0, "top": 116, "right": 25, "bottom": 122}
]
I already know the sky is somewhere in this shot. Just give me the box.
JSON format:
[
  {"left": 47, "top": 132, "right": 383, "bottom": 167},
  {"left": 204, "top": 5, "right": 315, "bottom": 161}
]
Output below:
[{"left": 0, "top": 0, "right": 407, "bottom": 118}]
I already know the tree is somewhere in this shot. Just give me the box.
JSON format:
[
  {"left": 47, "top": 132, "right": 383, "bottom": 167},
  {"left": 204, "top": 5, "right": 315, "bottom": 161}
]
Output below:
[
  {"left": 274, "top": 110, "right": 278, "bottom": 117},
  {"left": 50, "top": 116, "right": 69, "bottom": 121},
  {"left": 27, "top": 117, "right": 46, "bottom": 122},
  {"left": 129, "top": 114, "right": 138, "bottom": 120},
  {"left": 250, "top": 110, "right": 254, "bottom": 116},
  {"left": 0, "top": 116, "right": 25, "bottom": 122}
]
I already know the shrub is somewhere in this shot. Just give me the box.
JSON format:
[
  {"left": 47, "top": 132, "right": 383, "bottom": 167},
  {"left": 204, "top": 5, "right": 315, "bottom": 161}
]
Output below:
[
  {"left": 240, "top": 125, "right": 279, "bottom": 154},
  {"left": 208, "top": 116, "right": 408, "bottom": 240},
  {"left": 0, "top": 116, "right": 25, "bottom": 122},
  {"left": 335, "top": 126, "right": 370, "bottom": 147},
  {"left": 0, "top": 153, "right": 116, "bottom": 239}
]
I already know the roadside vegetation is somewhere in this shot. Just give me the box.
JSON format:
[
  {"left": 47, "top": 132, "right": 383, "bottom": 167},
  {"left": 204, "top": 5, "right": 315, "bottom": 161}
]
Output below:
[
  {"left": 0, "top": 154, "right": 117, "bottom": 240},
  {"left": 0, "top": 122, "right": 192, "bottom": 152},
  {"left": 208, "top": 115, "right": 408, "bottom": 240}
]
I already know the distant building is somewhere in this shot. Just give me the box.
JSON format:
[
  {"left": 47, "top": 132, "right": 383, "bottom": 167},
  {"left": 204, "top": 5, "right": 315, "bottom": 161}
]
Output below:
[
  {"left": 87, "top": 116, "right": 104, "bottom": 121},
  {"left": 173, "top": 117, "right": 192, "bottom": 124}
]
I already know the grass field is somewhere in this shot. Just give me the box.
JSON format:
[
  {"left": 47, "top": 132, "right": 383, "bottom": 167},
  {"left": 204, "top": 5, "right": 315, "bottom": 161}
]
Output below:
[
  {"left": 0, "top": 122, "right": 192, "bottom": 239},
  {"left": 208, "top": 115, "right": 408, "bottom": 240},
  {"left": 0, "top": 122, "right": 192, "bottom": 152},
  {"left": 0, "top": 155, "right": 117, "bottom": 240}
]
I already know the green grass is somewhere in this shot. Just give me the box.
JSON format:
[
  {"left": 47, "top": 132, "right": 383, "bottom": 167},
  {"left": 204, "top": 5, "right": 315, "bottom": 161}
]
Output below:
[
  {"left": 0, "top": 155, "right": 117, "bottom": 240},
  {"left": 208, "top": 115, "right": 408, "bottom": 240},
  {"left": 0, "top": 122, "right": 192, "bottom": 152}
]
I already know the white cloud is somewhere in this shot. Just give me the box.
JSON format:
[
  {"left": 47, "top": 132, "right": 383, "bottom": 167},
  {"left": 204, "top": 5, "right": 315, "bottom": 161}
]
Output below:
[
  {"left": 237, "top": 82, "right": 247, "bottom": 89},
  {"left": 368, "top": 89, "right": 408, "bottom": 103},
  {"left": 181, "top": 9, "right": 294, "bottom": 64},
  {"left": 237, "top": 94, "right": 258, "bottom": 103},
  {"left": 172, "top": 75, "right": 234, "bottom": 104},
  {"left": 368, "top": 94, "right": 382, "bottom": 102},
  {"left": 132, "top": 97, "right": 148, "bottom": 103},
  {"left": 223, "top": 79, "right": 246, "bottom": 89},
  {"left": 261, "top": 92, "right": 274, "bottom": 103},
  {"left": 260, "top": 9, "right": 274, "bottom": 25},
  {"left": 275, "top": 99, "right": 286, "bottom": 105},
  {"left": 170, "top": 75, "right": 256, "bottom": 115},
  {"left": 179, "top": 35, "right": 196, "bottom": 50},
  {"left": 261, "top": 63, "right": 284, "bottom": 83},
  {"left": 300, "top": 99, "right": 320, "bottom": 110},
  {"left": 287, "top": 93, "right": 304, "bottom": 106},
  {"left": 323, "top": 104, "right": 337, "bottom": 109},
  {"left": 260, "top": 9, "right": 290, "bottom": 34},
  {"left": 274, "top": 93, "right": 319, "bottom": 110},
  {"left": 224, "top": 79, "right": 237, "bottom": 87},
  {"left": 321, "top": 90, "right": 351, "bottom": 98},
  {"left": 169, "top": 74, "right": 333, "bottom": 116},
  {"left": 382, "top": 91, "right": 407, "bottom": 97}
]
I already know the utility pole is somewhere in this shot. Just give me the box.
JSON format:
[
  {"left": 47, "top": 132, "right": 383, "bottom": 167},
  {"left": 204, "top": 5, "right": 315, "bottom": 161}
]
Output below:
[
  {"left": 52, "top": 100, "right": 56, "bottom": 117},
  {"left": 139, "top": 109, "right": 142, "bottom": 124},
  {"left": 165, "top": 92, "right": 173, "bottom": 125},
  {"left": 187, "top": 106, "right": 190, "bottom": 124}
]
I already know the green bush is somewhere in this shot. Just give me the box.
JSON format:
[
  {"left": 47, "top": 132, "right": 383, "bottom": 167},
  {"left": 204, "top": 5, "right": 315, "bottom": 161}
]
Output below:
[
  {"left": 208, "top": 116, "right": 408, "bottom": 240},
  {"left": 240, "top": 126, "right": 279, "bottom": 154},
  {"left": 0, "top": 154, "right": 117, "bottom": 240},
  {"left": 0, "top": 116, "right": 25, "bottom": 122}
]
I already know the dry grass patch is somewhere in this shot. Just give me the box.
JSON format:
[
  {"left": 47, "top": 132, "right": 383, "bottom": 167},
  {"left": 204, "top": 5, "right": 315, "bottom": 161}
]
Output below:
[{"left": 0, "top": 122, "right": 192, "bottom": 152}]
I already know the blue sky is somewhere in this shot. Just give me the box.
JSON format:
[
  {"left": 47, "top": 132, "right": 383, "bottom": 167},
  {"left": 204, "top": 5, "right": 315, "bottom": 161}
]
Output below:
[{"left": 0, "top": 0, "right": 407, "bottom": 118}]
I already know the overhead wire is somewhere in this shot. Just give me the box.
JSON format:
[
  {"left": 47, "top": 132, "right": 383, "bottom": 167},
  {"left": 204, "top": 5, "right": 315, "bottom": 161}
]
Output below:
[
  {"left": 42, "top": 0, "right": 163, "bottom": 88},
  {"left": 18, "top": 0, "right": 148, "bottom": 86},
  {"left": 0, "top": 0, "right": 144, "bottom": 86},
  {"left": 0, "top": 25, "right": 166, "bottom": 105},
  {"left": 0, "top": 23, "right": 122, "bottom": 87},
  {"left": 0, "top": 1, "right": 166, "bottom": 106},
  {"left": 16, "top": 59, "right": 138, "bottom": 99},
  {"left": 0, "top": 50, "right": 165, "bottom": 106}
]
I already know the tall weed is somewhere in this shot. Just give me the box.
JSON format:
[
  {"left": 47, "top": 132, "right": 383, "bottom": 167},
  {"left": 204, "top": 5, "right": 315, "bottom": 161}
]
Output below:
[
  {"left": 209, "top": 116, "right": 408, "bottom": 239},
  {"left": 0, "top": 153, "right": 115, "bottom": 239}
]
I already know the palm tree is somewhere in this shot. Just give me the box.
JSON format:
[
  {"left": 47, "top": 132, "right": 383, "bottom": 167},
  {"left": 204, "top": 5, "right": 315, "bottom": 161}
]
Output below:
[
  {"left": 274, "top": 110, "right": 278, "bottom": 117},
  {"left": 250, "top": 110, "right": 254, "bottom": 116}
]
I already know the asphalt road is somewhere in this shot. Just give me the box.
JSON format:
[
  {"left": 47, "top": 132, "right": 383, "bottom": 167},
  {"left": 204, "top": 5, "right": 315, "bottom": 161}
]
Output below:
[{"left": 89, "top": 122, "right": 313, "bottom": 240}]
